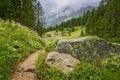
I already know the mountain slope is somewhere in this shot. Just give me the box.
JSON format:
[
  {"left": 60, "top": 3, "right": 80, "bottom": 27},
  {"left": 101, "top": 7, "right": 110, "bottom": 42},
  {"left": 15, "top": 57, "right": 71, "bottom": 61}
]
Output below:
[{"left": 47, "top": 6, "right": 95, "bottom": 26}]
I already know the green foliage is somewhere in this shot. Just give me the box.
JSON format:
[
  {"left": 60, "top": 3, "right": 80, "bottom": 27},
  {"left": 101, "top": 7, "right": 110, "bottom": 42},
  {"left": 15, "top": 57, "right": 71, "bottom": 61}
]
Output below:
[
  {"left": 44, "top": 26, "right": 120, "bottom": 80},
  {"left": 44, "top": 38, "right": 59, "bottom": 52},
  {"left": 48, "top": 0, "right": 120, "bottom": 43},
  {"left": 81, "top": 30, "right": 84, "bottom": 36},
  {"left": 44, "top": 43, "right": 56, "bottom": 52},
  {"left": 36, "top": 26, "right": 46, "bottom": 37},
  {"left": 85, "top": 0, "right": 120, "bottom": 43},
  {"left": 69, "top": 55, "right": 120, "bottom": 80},
  {"left": 46, "top": 68, "right": 68, "bottom": 80},
  {"left": 21, "top": 0, "right": 36, "bottom": 28},
  {"left": 35, "top": 1, "right": 46, "bottom": 37},
  {"left": 46, "top": 26, "right": 87, "bottom": 40},
  {"left": 36, "top": 52, "right": 120, "bottom": 80},
  {"left": 69, "top": 63, "right": 102, "bottom": 80},
  {"left": 102, "top": 53, "right": 120, "bottom": 80},
  {"left": 0, "top": 0, "right": 45, "bottom": 34},
  {"left": 0, "top": 0, "right": 36, "bottom": 28},
  {"left": 36, "top": 51, "right": 48, "bottom": 80},
  {"left": 48, "top": 17, "right": 84, "bottom": 32},
  {"left": 0, "top": 20, "right": 44, "bottom": 80}
]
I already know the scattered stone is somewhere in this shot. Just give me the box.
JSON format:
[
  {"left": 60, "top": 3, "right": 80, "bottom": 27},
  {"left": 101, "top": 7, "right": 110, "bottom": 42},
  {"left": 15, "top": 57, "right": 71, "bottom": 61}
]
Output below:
[
  {"left": 54, "top": 32, "right": 58, "bottom": 36},
  {"left": 17, "top": 68, "right": 24, "bottom": 72},
  {"left": 46, "top": 34, "right": 51, "bottom": 37},
  {"left": 45, "top": 52, "right": 80, "bottom": 73}
]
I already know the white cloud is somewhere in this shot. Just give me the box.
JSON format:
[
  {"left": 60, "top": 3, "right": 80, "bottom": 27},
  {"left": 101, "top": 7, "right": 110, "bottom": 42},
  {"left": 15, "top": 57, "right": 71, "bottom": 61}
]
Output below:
[{"left": 39, "top": 0, "right": 101, "bottom": 22}]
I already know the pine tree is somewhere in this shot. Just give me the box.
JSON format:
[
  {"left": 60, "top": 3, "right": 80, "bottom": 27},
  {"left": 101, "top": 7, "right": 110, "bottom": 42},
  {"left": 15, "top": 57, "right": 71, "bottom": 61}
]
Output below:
[
  {"left": 0, "top": 0, "right": 36, "bottom": 29},
  {"left": 21, "top": 0, "right": 36, "bottom": 29},
  {"left": 35, "top": 1, "right": 45, "bottom": 37}
]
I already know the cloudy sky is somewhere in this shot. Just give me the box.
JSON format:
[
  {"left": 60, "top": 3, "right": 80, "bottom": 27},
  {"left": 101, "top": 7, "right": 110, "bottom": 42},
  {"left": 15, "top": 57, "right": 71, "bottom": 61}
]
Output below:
[{"left": 38, "top": 0, "right": 101, "bottom": 24}]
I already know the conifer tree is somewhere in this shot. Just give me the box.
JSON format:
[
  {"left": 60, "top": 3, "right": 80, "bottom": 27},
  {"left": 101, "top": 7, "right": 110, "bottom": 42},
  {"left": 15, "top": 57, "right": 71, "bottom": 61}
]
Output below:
[{"left": 35, "top": 1, "right": 45, "bottom": 37}]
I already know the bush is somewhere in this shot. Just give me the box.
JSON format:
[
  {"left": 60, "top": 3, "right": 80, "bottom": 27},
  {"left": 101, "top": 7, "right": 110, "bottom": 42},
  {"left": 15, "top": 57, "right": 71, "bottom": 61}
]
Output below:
[
  {"left": 80, "top": 30, "right": 84, "bottom": 36},
  {"left": 44, "top": 38, "right": 58, "bottom": 52},
  {"left": 102, "top": 53, "right": 120, "bottom": 80},
  {"left": 69, "top": 62, "right": 102, "bottom": 80}
]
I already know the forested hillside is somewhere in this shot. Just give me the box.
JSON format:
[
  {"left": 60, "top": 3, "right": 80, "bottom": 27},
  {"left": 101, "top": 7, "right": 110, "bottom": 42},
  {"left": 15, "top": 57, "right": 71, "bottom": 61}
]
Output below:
[
  {"left": 0, "top": 0, "right": 45, "bottom": 36},
  {"left": 50, "top": 0, "right": 120, "bottom": 43},
  {"left": 86, "top": 0, "right": 120, "bottom": 43},
  {"left": 0, "top": 0, "right": 36, "bottom": 28}
]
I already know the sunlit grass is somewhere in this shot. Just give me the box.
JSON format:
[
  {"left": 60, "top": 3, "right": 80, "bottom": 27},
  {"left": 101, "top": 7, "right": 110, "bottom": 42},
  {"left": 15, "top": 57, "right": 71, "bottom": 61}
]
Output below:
[{"left": 46, "top": 26, "right": 88, "bottom": 40}]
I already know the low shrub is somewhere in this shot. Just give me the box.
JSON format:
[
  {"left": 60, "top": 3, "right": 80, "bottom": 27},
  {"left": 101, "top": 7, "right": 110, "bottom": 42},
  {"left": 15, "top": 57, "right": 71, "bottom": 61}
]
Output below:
[
  {"left": 44, "top": 38, "right": 58, "bottom": 52},
  {"left": 102, "top": 53, "right": 120, "bottom": 80}
]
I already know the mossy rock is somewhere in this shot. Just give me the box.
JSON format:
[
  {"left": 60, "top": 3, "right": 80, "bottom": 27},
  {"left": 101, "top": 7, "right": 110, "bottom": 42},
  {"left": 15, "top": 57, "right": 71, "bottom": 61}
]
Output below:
[{"left": 57, "top": 36, "right": 120, "bottom": 61}]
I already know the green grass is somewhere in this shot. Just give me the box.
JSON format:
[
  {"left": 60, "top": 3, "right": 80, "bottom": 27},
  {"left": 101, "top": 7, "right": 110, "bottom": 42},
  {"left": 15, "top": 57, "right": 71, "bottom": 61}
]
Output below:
[
  {"left": 43, "top": 38, "right": 57, "bottom": 52},
  {"left": 36, "top": 52, "right": 120, "bottom": 80},
  {"left": 107, "top": 37, "right": 120, "bottom": 43},
  {"left": 46, "top": 26, "right": 88, "bottom": 40},
  {"left": 0, "top": 20, "right": 44, "bottom": 80}
]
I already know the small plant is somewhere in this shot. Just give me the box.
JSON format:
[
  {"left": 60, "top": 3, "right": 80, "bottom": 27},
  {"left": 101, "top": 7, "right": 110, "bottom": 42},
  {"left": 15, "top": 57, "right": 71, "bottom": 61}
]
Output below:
[
  {"left": 81, "top": 30, "right": 84, "bottom": 36},
  {"left": 69, "top": 62, "right": 102, "bottom": 80},
  {"left": 44, "top": 38, "right": 58, "bottom": 52},
  {"left": 102, "top": 53, "right": 120, "bottom": 80}
]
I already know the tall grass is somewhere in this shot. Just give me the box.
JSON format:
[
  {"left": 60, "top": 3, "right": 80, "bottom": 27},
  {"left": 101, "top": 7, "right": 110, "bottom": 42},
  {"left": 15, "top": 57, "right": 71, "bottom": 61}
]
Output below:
[{"left": 0, "top": 20, "right": 44, "bottom": 80}]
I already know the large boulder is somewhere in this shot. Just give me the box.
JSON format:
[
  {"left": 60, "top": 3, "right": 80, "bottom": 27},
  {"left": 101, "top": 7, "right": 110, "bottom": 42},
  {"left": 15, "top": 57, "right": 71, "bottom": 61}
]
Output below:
[
  {"left": 57, "top": 36, "right": 120, "bottom": 61},
  {"left": 45, "top": 52, "right": 80, "bottom": 73}
]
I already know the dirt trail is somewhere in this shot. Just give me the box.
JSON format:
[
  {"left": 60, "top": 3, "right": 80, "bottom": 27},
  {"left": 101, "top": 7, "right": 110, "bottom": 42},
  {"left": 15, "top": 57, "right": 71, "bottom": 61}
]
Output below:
[{"left": 11, "top": 50, "right": 41, "bottom": 80}]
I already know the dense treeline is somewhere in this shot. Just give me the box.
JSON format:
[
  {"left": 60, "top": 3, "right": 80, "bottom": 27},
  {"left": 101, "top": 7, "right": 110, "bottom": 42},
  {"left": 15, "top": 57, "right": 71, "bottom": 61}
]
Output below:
[
  {"left": 47, "top": 9, "right": 92, "bottom": 34},
  {"left": 86, "top": 0, "right": 120, "bottom": 42},
  {"left": 0, "top": 0, "right": 45, "bottom": 36},
  {"left": 49, "top": 0, "right": 120, "bottom": 43},
  {"left": 47, "top": 15, "right": 87, "bottom": 32}
]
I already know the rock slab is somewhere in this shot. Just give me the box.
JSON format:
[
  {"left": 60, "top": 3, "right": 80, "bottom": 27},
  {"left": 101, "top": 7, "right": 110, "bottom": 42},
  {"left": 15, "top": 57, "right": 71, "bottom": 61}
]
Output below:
[
  {"left": 57, "top": 36, "right": 120, "bottom": 61},
  {"left": 45, "top": 52, "right": 80, "bottom": 73}
]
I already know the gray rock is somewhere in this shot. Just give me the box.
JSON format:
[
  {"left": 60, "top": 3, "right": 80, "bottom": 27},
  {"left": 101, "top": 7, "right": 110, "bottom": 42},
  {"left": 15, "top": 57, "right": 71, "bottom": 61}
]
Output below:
[
  {"left": 46, "top": 34, "right": 51, "bottom": 37},
  {"left": 45, "top": 52, "right": 80, "bottom": 73},
  {"left": 57, "top": 36, "right": 120, "bottom": 61}
]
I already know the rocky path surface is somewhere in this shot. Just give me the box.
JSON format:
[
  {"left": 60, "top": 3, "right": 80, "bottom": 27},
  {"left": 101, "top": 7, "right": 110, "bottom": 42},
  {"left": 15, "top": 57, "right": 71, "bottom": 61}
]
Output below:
[{"left": 11, "top": 50, "right": 41, "bottom": 80}]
